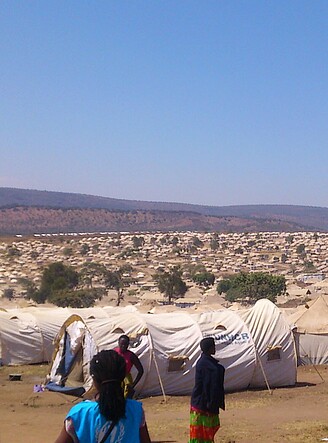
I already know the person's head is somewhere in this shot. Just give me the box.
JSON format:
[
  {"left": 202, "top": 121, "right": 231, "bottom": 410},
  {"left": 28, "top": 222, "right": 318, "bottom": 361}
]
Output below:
[
  {"left": 200, "top": 337, "right": 216, "bottom": 356},
  {"left": 90, "top": 350, "right": 126, "bottom": 422},
  {"left": 118, "top": 334, "right": 130, "bottom": 353}
]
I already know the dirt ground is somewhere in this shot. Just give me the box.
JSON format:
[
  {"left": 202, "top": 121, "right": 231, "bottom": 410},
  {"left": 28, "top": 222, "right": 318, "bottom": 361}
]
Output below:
[{"left": 0, "top": 365, "right": 327, "bottom": 443}]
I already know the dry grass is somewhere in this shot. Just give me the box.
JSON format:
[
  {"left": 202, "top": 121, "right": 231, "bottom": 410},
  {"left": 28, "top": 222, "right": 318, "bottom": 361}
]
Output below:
[
  {"left": 0, "top": 365, "right": 327, "bottom": 443},
  {"left": 278, "top": 421, "right": 328, "bottom": 442}
]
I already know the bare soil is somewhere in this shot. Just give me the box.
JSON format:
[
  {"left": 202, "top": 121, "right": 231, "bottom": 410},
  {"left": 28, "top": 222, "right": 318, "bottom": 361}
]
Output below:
[{"left": 0, "top": 365, "right": 327, "bottom": 443}]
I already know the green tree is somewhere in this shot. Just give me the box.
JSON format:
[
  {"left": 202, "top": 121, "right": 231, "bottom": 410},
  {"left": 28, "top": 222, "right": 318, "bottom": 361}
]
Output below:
[
  {"left": 50, "top": 288, "right": 103, "bottom": 308},
  {"left": 132, "top": 236, "right": 145, "bottom": 249},
  {"left": 286, "top": 235, "right": 294, "bottom": 244},
  {"left": 79, "top": 262, "right": 108, "bottom": 288},
  {"left": 296, "top": 244, "right": 306, "bottom": 255},
  {"left": 63, "top": 247, "right": 73, "bottom": 257},
  {"left": 3, "top": 288, "right": 14, "bottom": 300},
  {"left": 192, "top": 236, "right": 204, "bottom": 248},
  {"left": 18, "top": 277, "right": 37, "bottom": 299},
  {"left": 153, "top": 266, "right": 187, "bottom": 304},
  {"left": 104, "top": 270, "right": 125, "bottom": 306},
  {"left": 171, "top": 236, "right": 179, "bottom": 246},
  {"left": 160, "top": 235, "right": 168, "bottom": 245},
  {"left": 92, "top": 243, "right": 100, "bottom": 253},
  {"left": 217, "top": 272, "right": 286, "bottom": 304},
  {"left": 172, "top": 247, "right": 182, "bottom": 256},
  {"left": 303, "top": 261, "right": 316, "bottom": 272},
  {"left": 192, "top": 272, "right": 215, "bottom": 288},
  {"left": 183, "top": 264, "right": 206, "bottom": 279},
  {"left": 119, "top": 264, "right": 133, "bottom": 274},
  {"left": 7, "top": 246, "right": 21, "bottom": 257},
  {"left": 35, "top": 262, "right": 79, "bottom": 303},
  {"left": 80, "top": 243, "right": 90, "bottom": 256},
  {"left": 281, "top": 253, "right": 288, "bottom": 263},
  {"left": 210, "top": 238, "right": 219, "bottom": 251},
  {"left": 118, "top": 248, "right": 134, "bottom": 259},
  {"left": 217, "top": 279, "right": 232, "bottom": 294}
]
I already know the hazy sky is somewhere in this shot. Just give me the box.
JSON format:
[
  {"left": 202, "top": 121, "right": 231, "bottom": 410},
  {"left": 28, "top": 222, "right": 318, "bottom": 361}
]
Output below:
[{"left": 1, "top": 1, "right": 328, "bottom": 207}]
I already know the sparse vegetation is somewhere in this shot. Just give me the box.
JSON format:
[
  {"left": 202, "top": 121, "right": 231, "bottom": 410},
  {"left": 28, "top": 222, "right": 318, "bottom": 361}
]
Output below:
[
  {"left": 153, "top": 266, "right": 187, "bottom": 304},
  {"left": 192, "top": 271, "right": 215, "bottom": 288},
  {"left": 3, "top": 288, "right": 14, "bottom": 300},
  {"left": 7, "top": 246, "right": 21, "bottom": 257},
  {"left": 31, "top": 262, "right": 79, "bottom": 304},
  {"left": 1, "top": 229, "right": 328, "bottom": 310},
  {"left": 49, "top": 288, "right": 103, "bottom": 308},
  {"left": 217, "top": 272, "right": 286, "bottom": 304}
]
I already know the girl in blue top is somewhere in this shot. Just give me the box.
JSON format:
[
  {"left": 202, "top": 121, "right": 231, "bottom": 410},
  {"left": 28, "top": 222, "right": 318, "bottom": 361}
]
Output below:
[{"left": 54, "top": 350, "right": 151, "bottom": 443}]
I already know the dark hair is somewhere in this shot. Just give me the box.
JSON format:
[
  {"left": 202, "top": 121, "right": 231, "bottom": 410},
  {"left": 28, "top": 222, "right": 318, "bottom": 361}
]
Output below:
[
  {"left": 200, "top": 337, "right": 215, "bottom": 353},
  {"left": 119, "top": 334, "right": 130, "bottom": 344},
  {"left": 90, "top": 350, "right": 126, "bottom": 422}
]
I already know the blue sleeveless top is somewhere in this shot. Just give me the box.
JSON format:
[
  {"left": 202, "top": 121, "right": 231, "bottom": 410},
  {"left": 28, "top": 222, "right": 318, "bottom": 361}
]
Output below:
[{"left": 66, "top": 398, "right": 143, "bottom": 443}]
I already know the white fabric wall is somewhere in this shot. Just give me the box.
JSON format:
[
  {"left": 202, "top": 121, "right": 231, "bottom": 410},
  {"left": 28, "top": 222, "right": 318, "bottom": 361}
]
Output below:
[
  {"left": 19, "top": 307, "right": 71, "bottom": 361},
  {"left": 0, "top": 311, "right": 44, "bottom": 365},
  {"left": 294, "top": 332, "right": 328, "bottom": 365},
  {"left": 2, "top": 303, "right": 297, "bottom": 395},
  {"left": 192, "top": 310, "right": 257, "bottom": 391},
  {"left": 286, "top": 295, "right": 328, "bottom": 366},
  {"left": 141, "top": 312, "right": 202, "bottom": 396},
  {"left": 240, "top": 299, "right": 297, "bottom": 387}
]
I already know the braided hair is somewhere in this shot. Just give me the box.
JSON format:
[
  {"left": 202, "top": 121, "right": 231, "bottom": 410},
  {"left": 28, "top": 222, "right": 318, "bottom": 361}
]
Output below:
[{"left": 90, "top": 350, "right": 126, "bottom": 423}]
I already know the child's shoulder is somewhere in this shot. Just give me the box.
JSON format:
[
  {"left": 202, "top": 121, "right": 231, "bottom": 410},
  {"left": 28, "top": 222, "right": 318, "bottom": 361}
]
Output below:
[{"left": 69, "top": 400, "right": 98, "bottom": 415}]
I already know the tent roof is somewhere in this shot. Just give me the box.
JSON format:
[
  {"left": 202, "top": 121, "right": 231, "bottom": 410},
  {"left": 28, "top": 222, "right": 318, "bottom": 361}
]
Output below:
[{"left": 288, "top": 294, "right": 328, "bottom": 334}]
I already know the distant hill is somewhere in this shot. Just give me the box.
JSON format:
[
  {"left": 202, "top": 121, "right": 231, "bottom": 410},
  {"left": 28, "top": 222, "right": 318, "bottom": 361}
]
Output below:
[
  {"left": 0, "top": 187, "right": 327, "bottom": 233},
  {"left": 0, "top": 206, "right": 307, "bottom": 235}
]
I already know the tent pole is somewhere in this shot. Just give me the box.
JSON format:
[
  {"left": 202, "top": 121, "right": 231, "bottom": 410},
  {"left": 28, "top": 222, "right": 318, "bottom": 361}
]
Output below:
[
  {"left": 310, "top": 363, "right": 325, "bottom": 382},
  {"left": 151, "top": 348, "right": 167, "bottom": 403},
  {"left": 255, "top": 347, "right": 272, "bottom": 395},
  {"left": 299, "top": 343, "right": 325, "bottom": 382}
]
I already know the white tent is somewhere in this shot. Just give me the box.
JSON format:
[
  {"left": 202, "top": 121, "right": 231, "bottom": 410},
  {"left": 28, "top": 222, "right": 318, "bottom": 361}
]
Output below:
[
  {"left": 0, "top": 306, "right": 137, "bottom": 366},
  {"left": 288, "top": 294, "right": 328, "bottom": 365},
  {"left": 0, "top": 302, "right": 298, "bottom": 395},
  {"left": 47, "top": 310, "right": 203, "bottom": 397},
  {"left": 46, "top": 305, "right": 297, "bottom": 397},
  {"left": 239, "top": 299, "right": 297, "bottom": 387},
  {"left": 0, "top": 310, "right": 44, "bottom": 365},
  {"left": 191, "top": 309, "right": 257, "bottom": 391},
  {"left": 18, "top": 307, "right": 71, "bottom": 362}
]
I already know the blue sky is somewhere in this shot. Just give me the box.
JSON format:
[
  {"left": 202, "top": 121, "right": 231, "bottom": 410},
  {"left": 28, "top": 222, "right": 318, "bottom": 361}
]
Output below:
[{"left": 1, "top": 1, "right": 328, "bottom": 207}]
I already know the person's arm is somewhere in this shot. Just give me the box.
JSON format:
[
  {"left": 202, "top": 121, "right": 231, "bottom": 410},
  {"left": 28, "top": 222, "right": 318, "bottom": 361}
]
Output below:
[
  {"left": 139, "top": 422, "right": 151, "bottom": 443},
  {"left": 54, "top": 425, "right": 74, "bottom": 443},
  {"left": 131, "top": 352, "right": 144, "bottom": 388},
  {"left": 218, "top": 365, "right": 225, "bottom": 411}
]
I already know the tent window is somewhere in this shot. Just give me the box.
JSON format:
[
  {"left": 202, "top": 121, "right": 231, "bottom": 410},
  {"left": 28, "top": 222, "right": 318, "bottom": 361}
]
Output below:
[
  {"left": 215, "top": 324, "right": 227, "bottom": 331},
  {"left": 112, "top": 328, "right": 125, "bottom": 334},
  {"left": 267, "top": 346, "right": 281, "bottom": 361},
  {"left": 167, "top": 356, "right": 188, "bottom": 372}
]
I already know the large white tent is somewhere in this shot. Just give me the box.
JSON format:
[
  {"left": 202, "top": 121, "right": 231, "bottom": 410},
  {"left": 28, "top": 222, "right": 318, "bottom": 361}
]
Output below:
[
  {"left": 191, "top": 309, "right": 257, "bottom": 391},
  {"left": 0, "top": 306, "right": 137, "bottom": 366},
  {"left": 47, "top": 310, "right": 203, "bottom": 397},
  {"left": 46, "top": 304, "right": 297, "bottom": 397},
  {"left": 0, "top": 301, "right": 298, "bottom": 396},
  {"left": 0, "top": 309, "right": 44, "bottom": 365},
  {"left": 239, "top": 299, "right": 297, "bottom": 387},
  {"left": 288, "top": 294, "right": 328, "bottom": 365}
]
